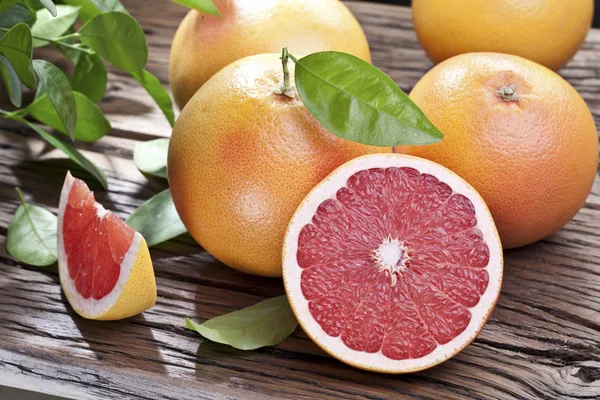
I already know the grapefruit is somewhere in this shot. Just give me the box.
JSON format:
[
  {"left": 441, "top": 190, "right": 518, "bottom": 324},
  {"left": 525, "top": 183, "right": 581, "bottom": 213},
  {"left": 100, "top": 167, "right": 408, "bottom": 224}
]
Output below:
[
  {"left": 168, "top": 53, "right": 389, "bottom": 277},
  {"left": 400, "top": 53, "right": 599, "bottom": 248},
  {"left": 412, "top": 0, "right": 593, "bottom": 70},
  {"left": 169, "top": 0, "right": 371, "bottom": 108},
  {"left": 283, "top": 154, "right": 503, "bottom": 373},
  {"left": 58, "top": 172, "right": 157, "bottom": 320}
]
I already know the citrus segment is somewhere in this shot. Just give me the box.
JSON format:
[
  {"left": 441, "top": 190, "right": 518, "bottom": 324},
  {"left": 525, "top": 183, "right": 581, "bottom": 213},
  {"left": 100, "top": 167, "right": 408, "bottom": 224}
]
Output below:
[
  {"left": 58, "top": 172, "right": 157, "bottom": 320},
  {"left": 283, "top": 154, "right": 503, "bottom": 373}
]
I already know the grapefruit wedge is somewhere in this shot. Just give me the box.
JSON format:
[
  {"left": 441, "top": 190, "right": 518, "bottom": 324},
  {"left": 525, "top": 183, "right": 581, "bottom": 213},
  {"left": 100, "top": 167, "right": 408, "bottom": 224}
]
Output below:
[
  {"left": 58, "top": 172, "right": 157, "bottom": 320},
  {"left": 283, "top": 154, "right": 503, "bottom": 373}
]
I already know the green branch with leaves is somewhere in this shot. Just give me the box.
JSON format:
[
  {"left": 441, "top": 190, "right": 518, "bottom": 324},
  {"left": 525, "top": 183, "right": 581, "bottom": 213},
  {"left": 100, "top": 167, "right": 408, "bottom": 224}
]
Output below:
[{"left": 0, "top": 0, "right": 219, "bottom": 188}]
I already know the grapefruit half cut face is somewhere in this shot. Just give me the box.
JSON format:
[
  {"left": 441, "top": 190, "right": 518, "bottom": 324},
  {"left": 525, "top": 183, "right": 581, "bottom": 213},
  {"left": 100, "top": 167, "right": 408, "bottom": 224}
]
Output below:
[
  {"left": 283, "top": 154, "right": 503, "bottom": 373},
  {"left": 57, "top": 172, "right": 156, "bottom": 320}
]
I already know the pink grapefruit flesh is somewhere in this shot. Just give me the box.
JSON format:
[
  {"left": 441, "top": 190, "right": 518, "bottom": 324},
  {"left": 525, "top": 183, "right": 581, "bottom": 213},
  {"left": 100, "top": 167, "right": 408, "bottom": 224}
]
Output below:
[
  {"left": 58, "top": 172, "right": 156, "bottom": 320},
  {"left": 283, "top": 154, "right": 503, "bottom": 373}
]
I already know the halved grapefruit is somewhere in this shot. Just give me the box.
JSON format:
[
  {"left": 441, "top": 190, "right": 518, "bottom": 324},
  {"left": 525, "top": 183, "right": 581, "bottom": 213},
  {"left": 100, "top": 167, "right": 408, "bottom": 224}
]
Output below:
[
  {"left": 283, "top": 154, "right": 503, "bottom": 373},
  {"left": 58, "top": 172, "right": 157, "bottom": 320}
]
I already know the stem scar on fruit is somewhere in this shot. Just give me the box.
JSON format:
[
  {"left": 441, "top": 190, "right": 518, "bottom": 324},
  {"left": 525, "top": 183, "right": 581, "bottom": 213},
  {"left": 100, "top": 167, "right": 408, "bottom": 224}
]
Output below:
[
  {"left": 495, "top": 84, "right": 519, "bottom": 102},
  {"left": 273, "top": 47, "right": 297, "bottom": 98}
]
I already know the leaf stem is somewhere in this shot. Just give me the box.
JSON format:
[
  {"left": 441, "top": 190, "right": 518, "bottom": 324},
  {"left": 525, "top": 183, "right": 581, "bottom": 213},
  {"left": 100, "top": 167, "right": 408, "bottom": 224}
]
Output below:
[
  {"left": 274, "top": 47, "right": 296, "bottom": 98},
  {"left": 0, "top": 28, "right": 93, "bottom": 55}
]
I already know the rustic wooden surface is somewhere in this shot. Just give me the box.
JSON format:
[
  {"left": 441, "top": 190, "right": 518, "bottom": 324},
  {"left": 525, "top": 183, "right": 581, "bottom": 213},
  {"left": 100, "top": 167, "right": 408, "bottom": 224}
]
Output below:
[{"left": 1, "top": 2, "right": 600, "bottom": 399}]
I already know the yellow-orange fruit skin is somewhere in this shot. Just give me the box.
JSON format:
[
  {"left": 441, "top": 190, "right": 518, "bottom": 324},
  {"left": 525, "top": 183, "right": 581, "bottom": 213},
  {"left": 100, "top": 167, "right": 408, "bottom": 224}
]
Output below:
[
  {"left": 399, "top": 53, "right": 598, "bottom": 248},
  {"left": 412, "top": 0, "right": 593, "bottom": 71},
  {"left": 169, "top": 0, "right": 371, "bottom": 109},
  {"left": 168, "top": 54, "right": 389, "bottom": 277}
]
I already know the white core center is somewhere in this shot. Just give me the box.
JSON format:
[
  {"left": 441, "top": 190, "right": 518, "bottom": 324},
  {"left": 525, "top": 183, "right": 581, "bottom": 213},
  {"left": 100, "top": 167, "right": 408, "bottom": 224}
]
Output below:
[
  {"left": 94, "top": 203, "right": 108, "bottom": 218},
  {"left": 379, "top": 238, "right": 403, "bottom": 269}
]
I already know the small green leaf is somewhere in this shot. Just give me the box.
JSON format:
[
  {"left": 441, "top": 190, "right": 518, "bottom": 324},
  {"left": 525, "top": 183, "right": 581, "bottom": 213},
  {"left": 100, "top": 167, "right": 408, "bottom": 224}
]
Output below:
[
  {"left": 186, "top": 296, "right": 298, "bottom": 350},
  {"left": 31, "top": 5, "right": 80, "bottom": 47},
  {"left": 72, "top": 52, "right": 106, "bottom": 102},
  {"left": 126, "top": 189, "right": 187, "bottom": 247},
  {"left": 133, "top": 138, "right": 169, "bottom": 178},
  {"left": 293, "top": 51, "right": 444, "bottom": 146},
  {"left": 0, "top": 3, "right": 36, "bottom": 28},
  {"left": 62, "top": 0, "right": 127, "bottom": 22},
  {"left": 78, "top": 11, "right": 147, "bottom": 71},
  {"left": 21, "top": 119, "right": 108, "bottom": 189},
  {"left": 27, "top": 91, "right": 110, "bottom": 142},
  {"left": 0, "top": 0, "right": 18, "bottom": 13},
  {"left": 32, "top": 59, "right": 77, "bottom": 140},
  {"left": 37, "top": 0, "right": 57, "bottom": 17},
  {"left": 7, "top": 188, "right": 58, "bottom": 267},
  {"left": 131, "top": 69, "right": 174, "bottom": 127},
  {"left": 170, "top": 0, "right": 219, "bottom": 16},
  {"left": 0, "top": 23, "right": 35, "bottom": 89},
  {"left": 0, "top": 54, "right": 22, "bottom": 106}
]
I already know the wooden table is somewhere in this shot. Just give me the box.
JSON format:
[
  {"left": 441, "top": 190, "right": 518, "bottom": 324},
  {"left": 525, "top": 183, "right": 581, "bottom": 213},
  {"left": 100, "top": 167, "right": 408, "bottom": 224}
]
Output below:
[{"left": 1, "top": 2, "right": 599, "bottom": 399}]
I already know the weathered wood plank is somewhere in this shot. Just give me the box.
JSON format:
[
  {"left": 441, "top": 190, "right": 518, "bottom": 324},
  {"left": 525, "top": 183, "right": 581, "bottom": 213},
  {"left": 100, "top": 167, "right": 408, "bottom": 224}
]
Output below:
[{"left": 0, "top": 2, "right": 599, "bottom": 399}]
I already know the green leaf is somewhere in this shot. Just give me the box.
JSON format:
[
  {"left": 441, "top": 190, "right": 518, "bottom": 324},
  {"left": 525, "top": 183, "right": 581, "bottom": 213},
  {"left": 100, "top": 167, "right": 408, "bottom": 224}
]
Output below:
[
  {"left": 21, "top": 119, "right": 108, "bottom": 189},
  {"left": 170, "top": 0, "right": 219, "bottom": 16},
  {"left": 0, "top": 0, "right": 18, "bottom": 13},
  {"left": 27, "top": 91, "right": 110, "bottom": 142},
  {"left": 186, "top": 296, "right": 298, "bottom": 350},
  {"left": 0, "top": 3, "right": 36, "bottom": 28},
  {"left": 126, "top": 189, "right": 187, "bottom": 247},
  {"left": 0, "top": 23, "right": 35, "bottom": 89},
  {"left": 78, "top": 12, "right": 147, "bottom": 71},
  {"left": 131, "top": 69, "right": 174, "bottom": 127},
  {"left": 32, "top": 59, "right": 77, "bottom": 140},
  {"left": 62, "top": 0, "right": 127, "bottom": 22},
  {"left": 133, "top": 138, "right": 169, "bottom": 178},
  {"left": 6, "top": 188, "right": 58, "bottom": 267},
  {"left": 0, "top": 54, "right": 22, "bottom": 106},
  {"left": 293, "top": 51, "right": 444, "bottom": 146},
  {"left": 71, "top": 52, "right": 106, "bottom": 102},
  {"left": 31, "top": 5, "right": 80, "bottom": 47},
  {"left": 37, "top": 0, "right": 57, "bottom": 17}
]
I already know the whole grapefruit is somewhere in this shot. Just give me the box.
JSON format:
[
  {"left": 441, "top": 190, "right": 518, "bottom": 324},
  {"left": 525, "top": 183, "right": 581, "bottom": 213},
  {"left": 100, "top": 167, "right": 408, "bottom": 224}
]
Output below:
[
  {"left": 170, "top": 0, "right": 371, "bottom": 108},
  {"left": 412, "top": 0, "right": 593, "bottom": 70},
  {"left": 399, "top": 53, "right": 598, "bottom": 249},
  {"left": 168, "top": 53, "right": 388, "bottom": 277}
]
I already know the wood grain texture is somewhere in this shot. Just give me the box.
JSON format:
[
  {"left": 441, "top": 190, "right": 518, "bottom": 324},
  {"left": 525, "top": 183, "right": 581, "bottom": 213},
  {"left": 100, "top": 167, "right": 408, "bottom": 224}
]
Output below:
[{"left": 1, "top": 2, "right": 600, "bottom": 399}]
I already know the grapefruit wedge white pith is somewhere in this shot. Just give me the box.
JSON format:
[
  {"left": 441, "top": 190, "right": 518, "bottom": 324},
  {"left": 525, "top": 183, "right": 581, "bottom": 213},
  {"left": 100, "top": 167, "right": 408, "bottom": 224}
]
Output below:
[
  {"left": 283, "top": 154, "right": 503, "bottom": 373},
  {"left": 58, "top": 172, "right": 157, "bottom": 320}
]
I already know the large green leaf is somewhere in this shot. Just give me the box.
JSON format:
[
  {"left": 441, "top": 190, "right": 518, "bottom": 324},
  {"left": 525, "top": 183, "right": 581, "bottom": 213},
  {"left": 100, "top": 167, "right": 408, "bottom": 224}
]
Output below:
[
  {"left": 133, "top": 138, "right": 169, "bottom": 178},
  {"left": 62, "top": 0, "right": 126, "bottom": 22},
  {"left": 0, "top": 0, "right": 18, "bottom": 13},
  {"left": 37, "top": 0, "right": 57, "bottom": 17},
  {"left": 0, "top": 3, "right": 36, "bottom": 28},
  {"left": 131, "top": 69, "right": 174, "bottom": 127},
  {"left": 0, "top": 54, "right": 21, "bottom": 106},
  {"left": 31, "top": 5, "right": 80, "bottom": 47},
  {"left": 78, "top": 12, "right": 147, "bottom": 71},
  {"left": 292, "top": 51, "right": 444, "bottom": 146},
  {"left": 71, "top": 52, "right": 106, "bottom": 102},
  {"left": 32, "top": 59, "right": 77, "bottom": 140},
  {"left": 186, "top": 296, "right": 298, "bottom": 350},
  {"left": 0, "top": 23, "right": 35, "bottom": 89},
  {"left": 21, "top": 118, "right": 108, "bottom": 189},
  {"left": 6, "top": 188, "right": 58, "bottom": 267},
  {"left": 126, "top": 189, "right": 187, "bottom": 247},
  {"left": 27, "top": 91, "right": 110, "bottom": 142},
  {"left": 170, "top": 0, "right": 219, "bottom": 16}
]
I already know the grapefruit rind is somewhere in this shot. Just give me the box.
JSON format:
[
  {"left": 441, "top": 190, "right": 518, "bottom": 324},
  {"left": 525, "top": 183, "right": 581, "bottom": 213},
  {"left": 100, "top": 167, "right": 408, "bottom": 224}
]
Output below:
[
  {"left": 57, "top": 172, "right": 157, "bottom": 320},
  {"left": 282, "top": 154, "right": 503, "bottom": 373}
]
